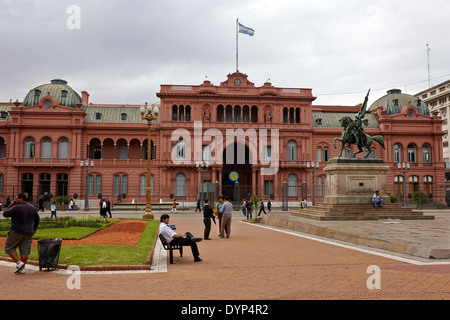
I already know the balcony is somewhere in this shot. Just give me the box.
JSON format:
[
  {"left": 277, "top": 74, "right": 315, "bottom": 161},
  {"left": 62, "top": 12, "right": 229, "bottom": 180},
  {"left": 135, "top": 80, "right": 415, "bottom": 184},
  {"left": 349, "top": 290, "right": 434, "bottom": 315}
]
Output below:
[
  {"left": 14, "top": 158, "right": 75, "bottom": 168},
  {"left": 13, "top": 158, "right": 156, "bottom": 168}
]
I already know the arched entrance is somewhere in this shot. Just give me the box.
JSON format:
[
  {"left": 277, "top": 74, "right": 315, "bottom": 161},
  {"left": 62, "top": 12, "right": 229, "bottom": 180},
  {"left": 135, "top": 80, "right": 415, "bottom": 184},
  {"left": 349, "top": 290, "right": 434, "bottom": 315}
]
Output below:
[{"left": 222, "top": 142, "right": 252, "bottom": 201}]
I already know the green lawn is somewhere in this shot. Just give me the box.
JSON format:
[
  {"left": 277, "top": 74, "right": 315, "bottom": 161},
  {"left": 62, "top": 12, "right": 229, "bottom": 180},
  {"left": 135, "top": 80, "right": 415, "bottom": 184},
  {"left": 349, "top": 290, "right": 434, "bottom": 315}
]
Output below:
[{"left": 0, "top": 218, "right": 160, "bottom": 266}]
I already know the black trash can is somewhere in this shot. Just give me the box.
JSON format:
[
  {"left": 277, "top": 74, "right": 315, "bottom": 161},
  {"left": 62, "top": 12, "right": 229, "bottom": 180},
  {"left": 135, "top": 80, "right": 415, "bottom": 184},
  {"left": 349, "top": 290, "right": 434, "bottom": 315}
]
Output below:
[{"left": 37, "top": 238, "right": 62, "bottom": 271}]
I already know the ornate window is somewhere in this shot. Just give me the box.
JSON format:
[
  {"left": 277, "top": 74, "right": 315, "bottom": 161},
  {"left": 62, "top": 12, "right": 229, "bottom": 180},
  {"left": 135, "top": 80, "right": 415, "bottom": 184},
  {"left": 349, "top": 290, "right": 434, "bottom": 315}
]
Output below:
[
  {"left": 393, "top": 144, "right": 401, "bottom": 163},
  {"left": 287, "top": 140, "right": 297, "bottom": 161},
  {"left": 422, "top": 144, "right": 431, "bottom": 163},
  {"left": 175, "top": 173, "right": 187, "bottom": 198},
  {"left": 407, "top": 144, "right": 417, "bottom": 163}
]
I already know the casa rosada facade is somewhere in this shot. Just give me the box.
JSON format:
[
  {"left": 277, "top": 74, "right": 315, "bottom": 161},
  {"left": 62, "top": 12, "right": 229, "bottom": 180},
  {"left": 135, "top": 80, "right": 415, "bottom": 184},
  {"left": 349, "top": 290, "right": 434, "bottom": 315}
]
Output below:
[{"left": 0, "top": 72, "right": 446, "bottom": 209}]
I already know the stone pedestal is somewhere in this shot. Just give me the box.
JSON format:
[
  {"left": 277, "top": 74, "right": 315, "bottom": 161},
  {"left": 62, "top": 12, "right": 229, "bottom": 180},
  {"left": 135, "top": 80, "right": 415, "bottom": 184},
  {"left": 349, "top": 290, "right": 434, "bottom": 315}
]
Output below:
[
  {"left": 294, "top": 158, "right": 433, "bottom": 221},
  {"left": 324, "top": 158, "right": 389, "bottom": 205}
]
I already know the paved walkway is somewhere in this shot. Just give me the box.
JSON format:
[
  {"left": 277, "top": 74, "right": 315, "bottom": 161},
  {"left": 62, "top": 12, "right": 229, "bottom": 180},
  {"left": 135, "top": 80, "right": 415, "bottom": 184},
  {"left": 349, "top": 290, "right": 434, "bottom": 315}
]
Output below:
[{"left": 1, "top": 209, "right": 449, "bottom": 301}]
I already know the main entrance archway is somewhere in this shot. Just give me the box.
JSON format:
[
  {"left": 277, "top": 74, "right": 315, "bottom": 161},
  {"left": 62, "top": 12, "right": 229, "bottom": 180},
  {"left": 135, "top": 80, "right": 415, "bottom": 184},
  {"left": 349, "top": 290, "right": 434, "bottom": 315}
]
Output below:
[{"left": 221, "top": 142, "right": 252, "bottom": 201}]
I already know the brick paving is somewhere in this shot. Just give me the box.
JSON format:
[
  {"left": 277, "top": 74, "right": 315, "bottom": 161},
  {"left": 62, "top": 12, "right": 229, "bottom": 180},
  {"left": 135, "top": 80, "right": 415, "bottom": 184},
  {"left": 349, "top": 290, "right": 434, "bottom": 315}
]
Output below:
[{"left": 0, "top": 211, "right": 449, "bottom": 300}]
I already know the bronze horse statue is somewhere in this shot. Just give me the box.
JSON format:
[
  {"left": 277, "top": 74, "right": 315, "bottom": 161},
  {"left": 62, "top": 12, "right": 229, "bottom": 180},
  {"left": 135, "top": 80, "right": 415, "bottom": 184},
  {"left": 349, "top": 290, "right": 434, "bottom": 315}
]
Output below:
[{"left": 334, "top": 116, "right": 385, "bottom": 158}]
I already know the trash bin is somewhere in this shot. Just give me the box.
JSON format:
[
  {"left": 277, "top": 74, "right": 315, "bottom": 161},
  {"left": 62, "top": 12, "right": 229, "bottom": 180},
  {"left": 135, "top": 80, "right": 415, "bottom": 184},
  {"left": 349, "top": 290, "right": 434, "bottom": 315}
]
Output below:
[{"left": 37, "top": 238, "right": 62, "bottom": 271}]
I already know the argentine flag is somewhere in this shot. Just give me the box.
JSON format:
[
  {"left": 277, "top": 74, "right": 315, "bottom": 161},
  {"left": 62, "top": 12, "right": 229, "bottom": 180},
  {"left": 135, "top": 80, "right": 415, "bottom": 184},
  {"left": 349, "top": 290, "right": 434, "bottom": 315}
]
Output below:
[{"left": 238, "top": 22, "right": 255, "bottom": 36}]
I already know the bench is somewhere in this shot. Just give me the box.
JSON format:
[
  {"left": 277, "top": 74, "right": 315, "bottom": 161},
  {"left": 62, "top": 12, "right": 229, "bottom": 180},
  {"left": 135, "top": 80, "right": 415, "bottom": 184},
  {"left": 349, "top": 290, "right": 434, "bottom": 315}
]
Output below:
[{"left": 158, "top": 233, "right": 183, "bottom": 264}]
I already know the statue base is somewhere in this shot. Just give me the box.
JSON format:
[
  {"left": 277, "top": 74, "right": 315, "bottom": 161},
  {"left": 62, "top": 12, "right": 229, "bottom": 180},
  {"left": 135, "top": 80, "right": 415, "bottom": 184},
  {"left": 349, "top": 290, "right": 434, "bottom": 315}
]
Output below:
[{"left": 294, "top": 158, "right": 433, "bottom": 221}]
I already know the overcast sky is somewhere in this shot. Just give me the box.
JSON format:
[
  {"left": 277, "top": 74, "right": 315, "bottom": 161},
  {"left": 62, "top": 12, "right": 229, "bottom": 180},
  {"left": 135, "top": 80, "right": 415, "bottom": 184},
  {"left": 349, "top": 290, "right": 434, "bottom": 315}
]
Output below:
[{"left": 1, "top": 0, "right": 450, "bottom": 107}]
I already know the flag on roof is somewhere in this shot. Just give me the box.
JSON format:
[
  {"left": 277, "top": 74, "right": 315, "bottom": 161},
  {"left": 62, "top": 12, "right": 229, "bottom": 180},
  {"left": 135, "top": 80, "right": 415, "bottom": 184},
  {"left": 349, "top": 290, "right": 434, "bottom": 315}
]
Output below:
[{"left": 238, "top": 22, "right": 255, "bottom": 36}]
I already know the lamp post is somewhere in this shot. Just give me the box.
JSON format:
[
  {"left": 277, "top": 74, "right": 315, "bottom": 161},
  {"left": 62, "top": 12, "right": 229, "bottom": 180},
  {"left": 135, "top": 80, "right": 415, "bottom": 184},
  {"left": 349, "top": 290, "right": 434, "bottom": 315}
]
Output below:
[
  {"left": 196, "top": 161, "right": 209, "bottom": 206},
  {"left": 307, "top": 161, "right": 320, "bottom": 206},
  {"left": 140, "top": 103, "right": 159, "bottom": 219},
  {"left": 80, "top": 160, "right": 94, "bottom": 211},
  {"left": 397, "top": 162, "right": 410, "bottom": 207}
]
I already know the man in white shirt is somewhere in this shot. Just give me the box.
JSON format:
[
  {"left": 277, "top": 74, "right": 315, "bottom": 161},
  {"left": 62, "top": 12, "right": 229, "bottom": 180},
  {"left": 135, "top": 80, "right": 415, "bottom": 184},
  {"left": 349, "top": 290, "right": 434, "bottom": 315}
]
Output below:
[
  {"left": 372, "top": 191, "right": 383, "bottom": 208},
  {"left": 159, "top": 214, "right": 202, "bottom": 262}
]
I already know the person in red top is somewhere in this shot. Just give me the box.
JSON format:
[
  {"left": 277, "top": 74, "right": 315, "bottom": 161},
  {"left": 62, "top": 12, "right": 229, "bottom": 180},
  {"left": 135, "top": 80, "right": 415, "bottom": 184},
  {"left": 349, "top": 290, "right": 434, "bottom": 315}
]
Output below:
[{"left": 3, "top": 192, "right": 40, "bottom": 274}]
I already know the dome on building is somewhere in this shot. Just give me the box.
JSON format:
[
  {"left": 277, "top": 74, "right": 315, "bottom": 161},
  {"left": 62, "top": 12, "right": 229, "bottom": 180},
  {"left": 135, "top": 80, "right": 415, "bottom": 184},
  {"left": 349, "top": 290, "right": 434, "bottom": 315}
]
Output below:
[
  {"left": 369, "top": 89, "right": 430, "bottom": 116},
  {"left": 23, "top": 79, "right": 82, "bottom": 107}
]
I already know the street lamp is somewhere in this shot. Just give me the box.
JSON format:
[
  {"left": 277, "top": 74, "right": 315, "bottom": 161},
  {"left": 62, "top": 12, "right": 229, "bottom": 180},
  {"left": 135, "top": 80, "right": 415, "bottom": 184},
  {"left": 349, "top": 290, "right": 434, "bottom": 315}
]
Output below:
[
  {"left": 80, "top": 160, "right": 94, "bottom": 211},
  {"left": 196, "top": 161, "right": 209, "bottom": 206},
  {"left": 140, "top": 103, "right": 159, "bottom": 219},
  {"left": 307, "top": 161, "right": 320, "bottom": 206},
  {"left": 397, "top": 162, "right": 410, "bottom": 207}
]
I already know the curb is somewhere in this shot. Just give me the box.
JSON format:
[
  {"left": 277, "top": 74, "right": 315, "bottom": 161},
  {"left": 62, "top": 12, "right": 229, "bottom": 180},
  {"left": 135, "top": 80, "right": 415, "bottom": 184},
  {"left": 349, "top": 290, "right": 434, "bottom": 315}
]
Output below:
[{"left": 0, "top": 232, "right": 158, "bottom": 272}]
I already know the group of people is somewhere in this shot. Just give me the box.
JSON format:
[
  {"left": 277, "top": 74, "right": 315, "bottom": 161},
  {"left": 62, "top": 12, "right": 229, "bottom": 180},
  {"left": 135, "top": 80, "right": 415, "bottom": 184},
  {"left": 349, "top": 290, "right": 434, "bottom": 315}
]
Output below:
[
  {"left": 0, "top": 197, "right": 11, "bottom": 212},
  {"left": 99, "top": 198, "right": 112, "bottom": 219},
  {"left": 158, "top": 195, "right": 236, "bottom": 263},
  {"left": 241, "top": 198, "right": 271, "bottom": 219}
]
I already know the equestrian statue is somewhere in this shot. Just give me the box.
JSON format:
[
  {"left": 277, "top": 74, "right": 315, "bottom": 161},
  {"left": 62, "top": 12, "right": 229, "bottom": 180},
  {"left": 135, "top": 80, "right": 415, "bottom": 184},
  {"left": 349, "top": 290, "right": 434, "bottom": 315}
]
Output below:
[{"left": 333, "top": 89, "right": 385, "bottom": 158}]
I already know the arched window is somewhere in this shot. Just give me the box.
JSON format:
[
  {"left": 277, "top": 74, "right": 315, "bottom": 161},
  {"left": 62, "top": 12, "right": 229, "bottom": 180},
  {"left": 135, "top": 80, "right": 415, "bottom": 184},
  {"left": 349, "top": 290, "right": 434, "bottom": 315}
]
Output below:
[
  {"left": 251, "top": 106, "right": 258, "bottom": 123},
  {"left": 176, "top": 139, "right": 186, "bottom": 160},
  {"left": 234, "top": 106, "right": 241, "bottom": 123},
  {"left": 422, "top": 144, "right": 431, "bottom": 163},
  {"left": 225, "top": 105, "right": 233, "bottom": 122},
  {"left": 41, "top": 138, "right": 52, "bottom": 159},
  {"left": 58, "top": 139, "right": 69, "bottom": 159},
  {"left": 393, "top": 144, "right": 402, "bottom": 163},
  {"left": 175, "top": 173, "right": 187, "bottom": 198},
  {"left": 295, "top": 108, "right": 300, "bottom": 124},
  {"left": 289, "top": 108, "right": 294, "bottom": 124},
  {"left": 283, "top": 107, "right": 288, "bottom": 124},
  {"left": 217, "top": 105, "right": 224, "bottom": 122},
  {"left": 172, "top": 105, "right": 178, "bottom": 122},
  {"left": 287, "top": 140, "right": 297, "bottom": 161},
  {"left": 25, "top": 138, "right": 35, "bottom": 159},
  {"left": 140, "top": 175, "right": 153, "bottom": 196},
  {"left": 287, "top": 173, "right": 298, "bottom": 197},
  {"left": 179, "top": 105, "right": 185, "bottom": 122},
  {"left": 316, "top": 147, "right": 322, "bottom": 162},
  {"left": 323, "top": 147, "right": 329, "bottom": 162},
  {"left": 242, "top": 105, "right": 249, "bottom": 123},
  {"left": 407, "top": 144, "right": 417, "bottom": 163},
  {"left": 185, "top": 105, "right": 191, "bottom": 122}
]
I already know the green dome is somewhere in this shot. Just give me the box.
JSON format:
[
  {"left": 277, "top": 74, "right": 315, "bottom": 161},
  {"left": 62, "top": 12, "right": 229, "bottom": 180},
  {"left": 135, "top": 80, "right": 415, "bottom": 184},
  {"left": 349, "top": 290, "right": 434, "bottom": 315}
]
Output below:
[
  {"left": 23, "top": 79, "right": 82, "bottom": 107},
  {"left": 369, "top": 89, "right": 430, "bottom": 116}
]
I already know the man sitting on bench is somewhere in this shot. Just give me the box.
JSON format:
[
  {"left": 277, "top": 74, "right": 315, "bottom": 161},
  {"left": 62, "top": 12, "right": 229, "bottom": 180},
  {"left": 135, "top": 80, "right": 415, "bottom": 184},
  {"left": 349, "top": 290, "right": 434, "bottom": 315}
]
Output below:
[{"left": 159, "top": 214, "right": 203, "bottom": 262}]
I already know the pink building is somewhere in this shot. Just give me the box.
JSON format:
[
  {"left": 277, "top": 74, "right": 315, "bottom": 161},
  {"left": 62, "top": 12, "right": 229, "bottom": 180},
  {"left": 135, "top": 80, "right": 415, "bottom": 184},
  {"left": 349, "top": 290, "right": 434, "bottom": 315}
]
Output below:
[{"left": 0, "top": 73, "right": 445, "bottom": 209}]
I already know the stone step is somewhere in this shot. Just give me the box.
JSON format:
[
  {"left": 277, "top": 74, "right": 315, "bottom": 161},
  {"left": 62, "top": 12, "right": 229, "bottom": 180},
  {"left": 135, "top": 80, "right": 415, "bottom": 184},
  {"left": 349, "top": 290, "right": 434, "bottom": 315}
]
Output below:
[{"left": 294, "top": 203, "right": 434, "bottom": 221}]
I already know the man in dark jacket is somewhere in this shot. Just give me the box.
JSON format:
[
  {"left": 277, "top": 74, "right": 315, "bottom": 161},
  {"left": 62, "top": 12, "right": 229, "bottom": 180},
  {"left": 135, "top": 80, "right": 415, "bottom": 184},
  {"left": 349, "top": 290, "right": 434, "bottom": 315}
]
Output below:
[
  {"left": 202, "top": 199, "right": 214, "bottom": 240},
  {"left": 3, "top": 193, "right": 40, "bottom": 274}
]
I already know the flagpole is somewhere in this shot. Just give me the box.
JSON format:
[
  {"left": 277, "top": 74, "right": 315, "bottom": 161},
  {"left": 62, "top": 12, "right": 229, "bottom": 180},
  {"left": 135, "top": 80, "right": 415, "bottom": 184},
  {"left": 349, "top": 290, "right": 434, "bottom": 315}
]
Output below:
[{"left": 236, "top": 18, "right": 239, "bottom": 72}]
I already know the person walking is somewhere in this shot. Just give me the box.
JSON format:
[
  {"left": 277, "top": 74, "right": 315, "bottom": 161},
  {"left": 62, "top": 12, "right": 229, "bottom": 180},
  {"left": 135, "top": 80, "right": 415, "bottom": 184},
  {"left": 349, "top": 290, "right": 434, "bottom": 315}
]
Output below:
[
  {"left": 219, "top": 197, "right": 233, "bottom": 238},
  {"left": 38, "top": 195, "right": 44, "bottom": 212},
  {"left": 258, "top": 200, "right": 267, "bottom": 216},
  {"left": 106, "top": 198, "right": 112, "bottom": 218},
  {"left": 171, "top": 199, "right": 177, "bottom": 213},
  {"left": 69, "top": 198, "right": 74, "bottom": 212},
  {"left": 267, "top": 200, "right": 272, "bottom": 212},
  {"left": 202, "top": 199, "right": 214, "bottom": 240},
  {"left": 50, "top": 202, "right": 57, "bottom": 219},
  {"left": 195, "top": 198, "right": 202, "bottom": 212},
  {"left": 3, "top": 192, "right": 40, "bottom": 274}
]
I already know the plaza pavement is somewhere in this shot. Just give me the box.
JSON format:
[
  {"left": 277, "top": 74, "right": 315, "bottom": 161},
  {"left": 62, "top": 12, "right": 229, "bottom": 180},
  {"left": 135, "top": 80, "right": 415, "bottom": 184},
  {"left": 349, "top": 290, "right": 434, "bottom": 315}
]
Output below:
[{"left": 0, "top": 208, "right": 449, "bottom": 300}]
